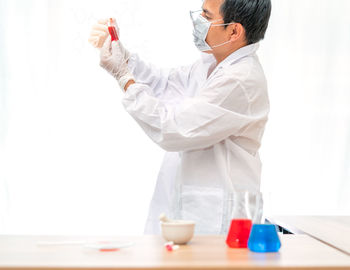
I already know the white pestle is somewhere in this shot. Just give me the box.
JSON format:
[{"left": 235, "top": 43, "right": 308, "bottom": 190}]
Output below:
[{"left": 159, "top": 213, "right": 173, "bottom": 223}]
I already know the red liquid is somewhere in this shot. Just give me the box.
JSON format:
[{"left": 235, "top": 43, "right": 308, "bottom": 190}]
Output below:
[
  {"left": 108, "top": 26, "right": 119, "bottom": 42},
  {"left": 226, "top": 219, "right": 252, "bottom": 248},
  {"left": 99, "top": 248, "right": 119, "bottom": 252}
]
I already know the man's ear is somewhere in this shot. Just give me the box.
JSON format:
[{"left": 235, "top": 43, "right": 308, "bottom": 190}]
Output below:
[{"left": 229, "top": 23, "right": 245, "bottom": 42}]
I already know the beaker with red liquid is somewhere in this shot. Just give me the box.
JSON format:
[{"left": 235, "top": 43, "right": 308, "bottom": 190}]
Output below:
[
  {"left": 108, "top": 18, "right": 119, "bottom": 42},
  {"left": 226, "top": 219, "right": 252, "bottom": 248},
  {"left": 226, "top": 191, "right": 263, "bottom": 248}
]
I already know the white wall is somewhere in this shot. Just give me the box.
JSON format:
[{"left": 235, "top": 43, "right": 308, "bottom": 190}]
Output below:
[{"left": 259, "top": 0, "right": 350, "bottom": 216}]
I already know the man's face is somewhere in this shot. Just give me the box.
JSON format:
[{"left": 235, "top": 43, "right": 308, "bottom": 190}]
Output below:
[{"left": 201, "top": 0, "right": 231, "bottom": 53}]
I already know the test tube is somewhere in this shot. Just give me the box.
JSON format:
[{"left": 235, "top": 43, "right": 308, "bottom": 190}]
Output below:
[{"left": 108, "top": 18, "right": 119, "bottom": 42}]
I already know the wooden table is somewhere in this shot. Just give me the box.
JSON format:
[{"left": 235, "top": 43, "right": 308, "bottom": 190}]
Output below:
[
  {"left": 267, "top": 216, "right": 350, "bottom": 256},
  {"left": 0, "top": 235, "right": 349, "bottom": 270}
]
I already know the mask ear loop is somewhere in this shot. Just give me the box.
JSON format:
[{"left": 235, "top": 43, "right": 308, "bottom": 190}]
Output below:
[
  {"left": 209, "top": 22, "right": 236, "bottom": 49},
  {"left": 211, "top": 21, "right": 236, "bottom": 27},
  {"left": 210, "top": 40, "right": 232, "bottom": 49}
]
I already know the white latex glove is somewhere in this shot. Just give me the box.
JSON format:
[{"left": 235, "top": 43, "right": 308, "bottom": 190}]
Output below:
[
  {"left": 100, "top": 37, "right": 134, "bottom": 91},
  {"left": 88, "top": 18, "right": 121, "bottom": 49}
]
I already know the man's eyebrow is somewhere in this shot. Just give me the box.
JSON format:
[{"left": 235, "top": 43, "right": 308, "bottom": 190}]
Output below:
[{"left": 202, "top": 8, "right": 213, "bottom": 16}]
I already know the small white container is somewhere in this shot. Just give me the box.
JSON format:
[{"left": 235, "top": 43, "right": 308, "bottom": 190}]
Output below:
[{"left": 161, "top": 220, "right": 195, "bottom": 245}]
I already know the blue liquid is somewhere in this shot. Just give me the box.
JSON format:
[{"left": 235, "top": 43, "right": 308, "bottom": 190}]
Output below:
[{"left": 248, "top": 224, "right": 281, "bottom": 253}]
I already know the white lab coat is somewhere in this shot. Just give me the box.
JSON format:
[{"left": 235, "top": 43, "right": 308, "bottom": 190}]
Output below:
[{"left": 123, "top": 43, "right": 269, "bottom": 235}]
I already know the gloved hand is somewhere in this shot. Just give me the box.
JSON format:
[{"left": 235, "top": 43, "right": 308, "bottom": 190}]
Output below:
[
  {"left": 100, "top": 36, "right": 135, "bottom": 91},
  {"left": 88, "top": 19, "right": 111, "bottom": 48},
  {"left": 88, "top": 18, "right": 125, "bottom": 49}
]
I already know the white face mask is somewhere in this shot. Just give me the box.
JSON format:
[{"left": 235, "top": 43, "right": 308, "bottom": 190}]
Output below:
[{"left": 190, "top": 10, "right": 235, "bottom": 52}]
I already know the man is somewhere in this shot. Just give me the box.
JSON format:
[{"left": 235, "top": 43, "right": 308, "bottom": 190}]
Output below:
[{"left": 89, "top": 0, "right": 271, "bottom": 234}]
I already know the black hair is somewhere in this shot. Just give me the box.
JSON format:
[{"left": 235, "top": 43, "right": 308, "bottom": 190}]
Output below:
[{"left": 220, "top": 0, "right": 272, "bottom": 45}]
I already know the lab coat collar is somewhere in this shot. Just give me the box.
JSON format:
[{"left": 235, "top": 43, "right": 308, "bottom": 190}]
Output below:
[
  {"left": 200, "top": 52, "right": 216, "bottom": 64},
  {"left": 217, "top": 42, "right": 260, "bottom": 69},
  {"left": 201, "top": 42, "right": 260, "bottom": 68}
]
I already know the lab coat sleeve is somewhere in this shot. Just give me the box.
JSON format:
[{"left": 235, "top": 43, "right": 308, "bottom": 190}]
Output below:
[
  {"left": 127, "top": 53, "right": 193, "bottom": 99},
  {"left": 122, "top": 74, "right": 268, "bottom": 152}
]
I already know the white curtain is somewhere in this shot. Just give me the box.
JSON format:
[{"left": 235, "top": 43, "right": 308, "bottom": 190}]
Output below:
[{"left": 0, "top": 0, "right": 349, "bottom": 235}]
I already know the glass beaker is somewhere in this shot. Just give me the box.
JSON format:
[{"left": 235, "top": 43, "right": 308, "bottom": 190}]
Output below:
[
  {"left": 248, "top": 224, "right": 281, "bottom": 252},
  {"left": 226, "top": 191, "right": 263, "bottom": 248}
]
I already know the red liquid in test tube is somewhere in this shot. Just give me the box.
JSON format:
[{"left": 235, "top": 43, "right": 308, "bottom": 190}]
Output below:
[{"left": 108, "top": 18, "right": 119, "bottom": 42}]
